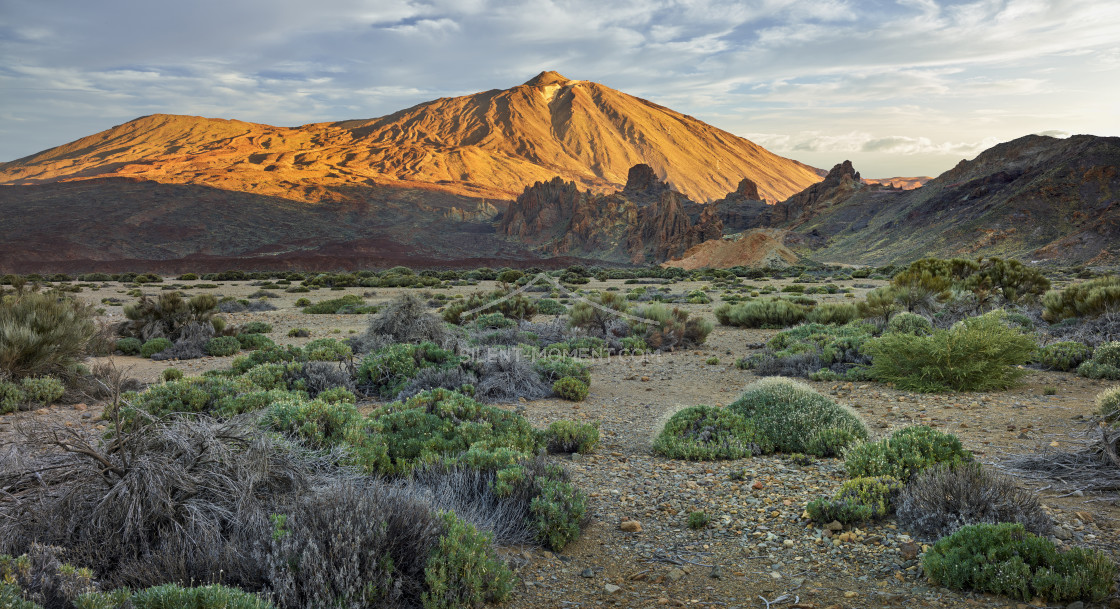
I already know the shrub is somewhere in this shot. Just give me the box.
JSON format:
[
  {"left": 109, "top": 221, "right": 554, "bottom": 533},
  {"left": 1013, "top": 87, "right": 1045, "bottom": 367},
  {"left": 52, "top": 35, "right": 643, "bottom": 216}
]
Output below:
[
  {"left": 1077, "top": 341, "right": 1120, "bottom": 380},
  {"left": 567, "top": 291, "right": 629, "bottom": 337},
  {"left": 653, "top": 405, "right": 773, "bottom": 460},
  {"left": 897, "top": 463, "right": 1051, "bottom": 540},
  {"left": 356, "top": 293, "right": 452, "bottom": 352},
  {"left": 140, "top": 337, "right": 173, "bottom": 358},
  {"left": 631, "top": 304, "right": 712, "bottom": 349},
  {"left": 236, "top": 333, "right": 274, "bottom": 351},
  {"left": 0, "top": 291, "right": 97, "bottom": 379},
  {"left": 552, "top": 377, "right": 589, "bottom": 401},
  {"left": 238, "top": 321, "right": 271, "bottom": 334},
  {"left": 714, "top": 298, "right": 808, "bottom": 328},
  {"left": 805, "top": 427, "right": 861, "bottom": 458},
  {"left": 396, "top": 367, "right": 479, "bottom": 401},
  {"left": 122, "top": 292, "right": 218, "bottom": 341},
  {"left": 1042, "top": 275, "right": 1120, "bottom": 321},
  {"left": 161, "top": 368, "right": 183, "bottom": 382},
  {"left": 856, "top": 286, "right": 898, "bottom": 326},
  {"left": 303, "top": 294, "right": 377, "bottom": 314},
  {"left": 743, "top": 321, "right": 875, "bottom": 380},
  {"left": 19, "top": 376, "right": 64, "bottom": 405},
  {"left": 0, "top": 381, "right": 26, "bottom": 414},
  {"left": 287, "top": 327, "right": 310, "bottom": 337},
  {"left": 727, "top": 377, "right": 868, "bottom": 456},
  {"left": 471, "top": 349, "right": 552, "bottom": 403},
  {"left": 443, "top": 289, "right": 536, "bottom": 325},
  {"left": 922, "top": 523, "right": 1116, "bottom": 602},
  {"left": 806, "top": 476, "right": 903, "bottom": 524},
  {"left": 423, "top": 511, "right": 514, "bottom": 609},
  {"left": 204, "top": 335, "right": 240, "bottom": 357},
  {"left": 1096, "top": 385, "right": 1120, "bottom": 425},
  {"left": 845, "top": 425, "right": 971, "bottom": 480},
  {"left": 687, "top": 511, "right": 710, "bottom": 530},
  {"left": 529, "top": 477, "right": 588, "bottom": 551},
  {"left": 304, "top": 337, "right": 352, "bottom": 362},
  {"left": 806, "top": 302, "right": 859, "bottom": 325},
  {"left": 865, "top": 311, "right": 1037, "bottom": 392},
  {"left": 536, "top": 298, "right": 566, "bottom": 315},
  {"left": 1036, "top": 341, "right": 1093, "bottom": 371},
  {"left": 125, "top": 583, "right": 274, "bottom": 609},
  {"left": 541, "top": 420, "right": 600, "bottom": 454},
  {"left": 116, "top": 337, "right": 142, "bottom": 355},
  {"left": 0, "top": 544, "right": 99, "bottom": 609},
  {"left": 886, "top": 312, "right": 933, "bottom": 336},
  {"left": 533, "top": 356, "right": 591, "bottom": 385}
]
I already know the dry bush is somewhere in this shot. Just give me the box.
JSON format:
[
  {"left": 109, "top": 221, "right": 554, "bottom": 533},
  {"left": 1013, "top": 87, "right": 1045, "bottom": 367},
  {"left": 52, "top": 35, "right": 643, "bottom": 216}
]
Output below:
[
  {"left": 473, "top": 349, "right": 550, "bottom": 403},
  {"left": 396, "top": 366, "right": 478, "bottom": 400},
  {"left": 290, "top": 361, "right": 355, "bottom": 398},
  {"left": 357, "top": 293, "right": 452, "bottom": 353},
  {"left": 150, "top": 320, "right": 214, "bottom": 361},
  {"left": 122, "top": 292, "right": 217, "bottom": 342},
  {"left": 897, "top": 463, "right": 1051, "bottom": 541}
]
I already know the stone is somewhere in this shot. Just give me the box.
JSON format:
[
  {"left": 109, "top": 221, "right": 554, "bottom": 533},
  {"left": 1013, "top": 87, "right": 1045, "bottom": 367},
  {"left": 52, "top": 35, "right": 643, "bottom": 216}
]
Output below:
[
  {"left": 825, "top": 520, "right": 843, "bottom": 532},
  {"left": 1066, "top": 601, "right": 1084, "bottom": 609},
  {"left": 620, "top": 519, "right": 642, "bottom": 533},
  {"left": 667, "top": 568, "right": 685, "bottom": 582},
  {"left": 899, "top": 542, "right": 920, "bottom": 560},
  {"left": 580, "top": 568, "right": 595, "bottom": 578},
  {"left": 604, "top": 583, "right": 621, "bottom": 594}
]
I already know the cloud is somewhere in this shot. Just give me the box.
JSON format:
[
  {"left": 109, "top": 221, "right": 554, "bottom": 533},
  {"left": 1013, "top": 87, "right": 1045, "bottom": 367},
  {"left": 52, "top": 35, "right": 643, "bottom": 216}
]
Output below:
[{"left": 748, "top": 130, "right": 1001, "bottom": 157}]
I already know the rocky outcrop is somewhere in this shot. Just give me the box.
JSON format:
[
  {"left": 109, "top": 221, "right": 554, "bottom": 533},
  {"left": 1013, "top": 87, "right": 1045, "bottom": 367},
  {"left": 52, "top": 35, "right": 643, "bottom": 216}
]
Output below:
[
  {"left": 710, "top": 177, "right": 773, "bottom": 232},
  {"left": 770, "top": 160, "right": 864, "bottom": 226},
  {"left": 498, "top": 164, "right": 723, "bottom": 263}
]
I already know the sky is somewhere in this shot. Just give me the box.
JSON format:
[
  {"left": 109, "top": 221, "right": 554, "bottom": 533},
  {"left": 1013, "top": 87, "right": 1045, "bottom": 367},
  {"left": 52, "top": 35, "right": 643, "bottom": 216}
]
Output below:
[{"left": 1, "top": 0, "right": 1118, "bottom": 177}]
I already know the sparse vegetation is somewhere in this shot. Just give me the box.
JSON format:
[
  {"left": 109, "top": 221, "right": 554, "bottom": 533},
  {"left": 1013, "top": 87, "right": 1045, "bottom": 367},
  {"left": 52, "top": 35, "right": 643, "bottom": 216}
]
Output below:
[
  {"left": 1077, "top": 340, "right": 1120, "bottom": 380},
  {"left": 845, "top": 425, "right": 971, "bottom": 480},
  {"left": 1042, "top": 274, "right": 1120, "bottom": 321},
  {"left": 806, "top": 476, "right": 903, "bottom": 524}
]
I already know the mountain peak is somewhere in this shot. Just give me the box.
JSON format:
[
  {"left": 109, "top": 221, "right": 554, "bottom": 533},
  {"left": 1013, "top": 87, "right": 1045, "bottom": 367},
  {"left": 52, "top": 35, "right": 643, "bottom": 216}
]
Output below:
[{"left": 523, "top": 70, "right": 571, "bottom": 86}]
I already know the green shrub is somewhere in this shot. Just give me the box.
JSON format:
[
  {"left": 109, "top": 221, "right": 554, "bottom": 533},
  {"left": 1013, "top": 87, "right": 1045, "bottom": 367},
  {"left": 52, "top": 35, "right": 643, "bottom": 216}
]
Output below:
[
  {"left": 542, "top": 420, "right": 600, "bottom": 453},
  {"left": 287, "top": 327, "right": 310, "bottom": 337},
  {"left": 1036, "top": 341, "right": 1093, "bottom": 371},
  {"left": 122, "top": 292, "right": 218, "bottom": 341},
  {"left": 317, "top": 386, "right": 356, "bottom": 404},
  {"left": 421, "top": 511, "right": 514, "bottom": 609},
  {"left": 1097, "top": 385, "right": 1120, "bottom": 425},
  {"left": 303, "top": 294, "right": 377, "bottom": 314},
  {"left": 141, "top": 337, "right": 173, "bottom": 358},
  {"left": 1042, "top": 275, "right": 1120, "bottom": 321},
  {"left": 19, "top": 376, "right": 64, "bottom": 404},
  {"left": 356, "top": 342, "right": 458, "bottom": 399},
  {"left": 806, "top": 476, "right": 903, "bottom": 524},
  {"left": 294, "top": 297, "right": 311, "bottom": 307},
  {"left": 536, "top": 298, "right": 566, "bottom": 315},
  {"left": 533, "top": 356, "right": 591, "bottom": 385},
  {"left": 567, "top": 292, "right": 629, "bottom": 335},
  {"left": 744, "top": 321, "right": 876, "bottom": 380},
  {"left": 630, "top": 304, "right": 712, "bottom": 349},
  {"left": 304, "top": 337, "right": 353, "bottom": 362},
  {"left": 806, "top": 302, "right": 859, "bottom": 325},
  {"left": 552, "top": 377, "right": 589, "bottom": 401},
  {"left": 714, "top": 298, "right": 808, "bottom": 328},
  {"left": 0, "top": 381, "right": 26, "bottom": 414},
  {"left": 865, "top": 311, "right": 1037, "bottom": 392},
  {"left": 687, "top": 511, "right": 710, "bottom": 530},
  {"left": 727, "top": 377, "right": 868, "bottom": 456},
  {"left": 705, "top": 356, "right": 719, "bottom": 365},
  {"left": 161, "top": 368, "right": 183, "bottom": 382},
  {"left": 0, "top": 291, "right": 97, "bottom": 379},
  {"left": 236, "top": 333, "right": 275, "bottom": 351},
  {"left": 205, "top": 336, "right": 240, "bottom": 357},
  {"left": 116, "top": 337, "right": 142, "bottom": 355},
  {"left": 1077, "top": 341, "right": 1120, "bottom": 380},
  {"left": 653, "top": 404, "right": 773, "bottom": 460},
  {"left": 845, "top": 425, "right": 971, "bottom": 480},
  {"left": 886, "top": 312, "right": 933, "bottom": 336},
  {"left": 126, "top": 583, "right": 275, "bottom": 609},
  {"left": 805, "top": 427, "right": 861, "bottom": 458},
  {"left": 530, "top": 477, "right": 588, "bottom": 550},
  {"left": 472, "top": 312, "right": 516, "bottom": 329},
  {"left": 240, "top": 321, "right": 272, "bottom": 334},
  {"left": 922, "top": 523, "right": 1116, "bottom": 602},
  {"left": 443, "top": 289, "right": 537, "bottom": 325}
]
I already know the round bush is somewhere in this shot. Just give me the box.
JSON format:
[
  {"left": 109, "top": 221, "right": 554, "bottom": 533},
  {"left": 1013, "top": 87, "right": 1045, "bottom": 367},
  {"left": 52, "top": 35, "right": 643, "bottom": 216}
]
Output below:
[
  {"left": 542, "top": 420, "right": 600, "bottom": 453},
  {"left": 1036, "top": 341, "right": 1093, "bottom": 371},
  {"left": 161, "top": 368, "right": 184, "bottom": 382},
  {"left": 240, "top": 321, "right": 273, "bottom": 334},
  {"left": 205, "top": 336, "right": 241, "bottom": 357},
  {"left": 552, "top": 377, "right": 589, "bottom": 401},
  {"left": 1097, "top": 385, "right": 1120, "bottom": 424},
  {"left": 0, "top": 381, "right": 27, "bottom": 414},
  {"left": 19, "top": 375, "right": 65, "bottom": 404},
  {"left": 845, "top": 425, "right": 971, "bottom": 480},
  {"left": 116, "top": 337, "right": 142, "bottom": 355},
  {"left": 922, "top": 523, "right": 1116, "bottom": 602},
  {"left": 727, "top": 377, "right": 868, "bottom": 456},
  {"left": 886, "top": 312, "right": 933, "bottom": 336},
  {"left": 141, "top": 337, "right": 173, "bottom": 358},
  {"left": 653, "top": 404, "right": 774, "bottom": 460},
  {"left": 1077, "top": 341, "right": 1120, "bottom": 380},
  {"left": 806, "top": 475, "right": 903, "bottom": 524}
]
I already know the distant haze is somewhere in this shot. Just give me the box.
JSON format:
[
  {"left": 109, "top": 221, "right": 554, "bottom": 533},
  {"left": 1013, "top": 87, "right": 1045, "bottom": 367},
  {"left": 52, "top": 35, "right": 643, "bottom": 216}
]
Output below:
[{"left": 2, "top": 0, "right": 1118, "bottom": 177}]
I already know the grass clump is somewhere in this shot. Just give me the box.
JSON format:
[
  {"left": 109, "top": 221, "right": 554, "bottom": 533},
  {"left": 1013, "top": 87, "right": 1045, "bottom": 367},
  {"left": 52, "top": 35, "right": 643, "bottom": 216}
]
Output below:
[
  {"left": 845, "top": 425, "right": 971, "bottom": 480},
  {"left": 897, "top": 463, "right": 1051, "bottom": 540},
  {"left": 714, "top": 298, "right": 808, "bottom": 328},
  {"left": 629, "top": 303, "right": 713, "bottom": 350},
  {"left": 687, "top": 511, "right": 710, "bottom": 530},
  {"left": 922, "top": 523, "right": 1116, "bottom": 603},
  {"left": 864, "top": 310, "right": 1037, "bottom": 392},
  {"left": 1036, "top": 341, "right": 1093, "bottom": 371},
  {"left": 805, "top": 476, "right": 903, "bottom": 524},
  {"left": 727, "top": 377, "right": 868, "bottom": 456},
  {"left": 1096, "top": 385, "right": 1120, "bottom": 424},
  {"left": 652, "top": 405, "right": 773, "bottom": 460},
  {"left": 552, "top": 377, "right": 589, "bottom": 401},
  {"left": 1077, "top": 341, "right": 1120, "bottom": 380},
  {"left": 122, "top": 292, "right": 218, "bottom": 341},
  {"left": 541, "top": 420, "right": 600, "bottom": 454},
  {"left": 806, "top": 302, "right": 858, "bottom": 325},
  {"left": 140, "top": 337, "right": 173, "bottom": 358}
]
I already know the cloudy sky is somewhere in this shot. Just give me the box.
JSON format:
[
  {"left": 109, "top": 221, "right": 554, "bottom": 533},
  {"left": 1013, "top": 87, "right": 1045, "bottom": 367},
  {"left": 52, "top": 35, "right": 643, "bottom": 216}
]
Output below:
[{"left": 1, "top": 0, "right": 1118, "bottom": 177}]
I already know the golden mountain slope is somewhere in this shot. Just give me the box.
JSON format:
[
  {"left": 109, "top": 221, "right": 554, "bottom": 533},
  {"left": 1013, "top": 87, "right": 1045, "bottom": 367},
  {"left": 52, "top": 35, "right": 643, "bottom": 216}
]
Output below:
[{"left": 0, "top": 71, "right": 821, "bottom": 203}]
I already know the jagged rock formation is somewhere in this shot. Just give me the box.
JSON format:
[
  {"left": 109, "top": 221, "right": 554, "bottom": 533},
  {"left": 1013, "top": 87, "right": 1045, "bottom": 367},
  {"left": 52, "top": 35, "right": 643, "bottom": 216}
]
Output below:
[
  {"left": 499, "top": 164, "right": 722, "bottom": 263},
  {"left": 772, "top": 135, "right": 1120, "bottom": 265},
  {"left": 0, "top": 71, "right": 821, "bottom": 204},
  {"left": 710, "top": 177, "right": 772, "bottom": 232}
]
